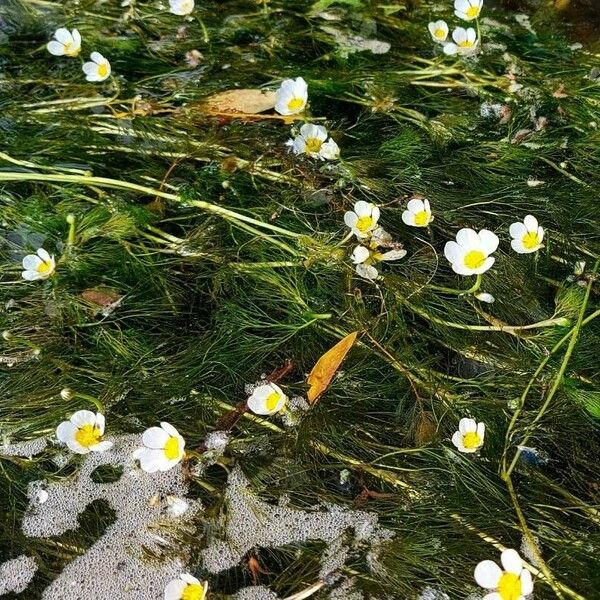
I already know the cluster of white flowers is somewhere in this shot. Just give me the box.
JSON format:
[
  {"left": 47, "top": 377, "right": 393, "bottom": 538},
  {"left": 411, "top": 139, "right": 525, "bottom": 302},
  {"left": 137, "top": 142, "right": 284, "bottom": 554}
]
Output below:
[
  {"left": 445, "top": 215, "right": 545, "bottom": 276},
  {"left": 47, "top": 28, "right": 111, "bottom": 82},
  {"left": 277, "top": 77, "right": 340, "bottom": 161},
  {"left": 344, "top": 201, "right": 406, "bottom": 280},
  {"left": 428, "top": 0, "right": 483, "bottom": 56}
]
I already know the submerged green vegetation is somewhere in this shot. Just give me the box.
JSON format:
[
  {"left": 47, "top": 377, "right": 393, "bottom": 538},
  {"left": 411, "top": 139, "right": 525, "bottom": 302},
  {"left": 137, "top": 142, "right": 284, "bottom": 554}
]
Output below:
[{"left": 0, "top": 0, "right": 599, "bottom": 597}]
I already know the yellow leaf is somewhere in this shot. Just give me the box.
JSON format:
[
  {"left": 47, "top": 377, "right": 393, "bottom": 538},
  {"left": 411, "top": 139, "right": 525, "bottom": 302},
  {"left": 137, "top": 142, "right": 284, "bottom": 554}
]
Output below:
[
  {"left": 307, "top": 332, "right": 358, "bottom": 404},
  {"left": 200, "top": 89, "right": 276, "bottom": 115}
]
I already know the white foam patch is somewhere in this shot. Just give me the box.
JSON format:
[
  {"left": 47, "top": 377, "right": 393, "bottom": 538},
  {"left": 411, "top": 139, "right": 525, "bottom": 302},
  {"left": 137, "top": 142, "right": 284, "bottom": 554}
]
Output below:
[
  {"left": 0, "top": 437, "right": 47, "bottom": 457},
  {"left": 20, "top": 434, "right": 201, "bottom": 599},
  {"left": 202, "top": 466, "right": 392, "bottom": 577},
  {"left": 0, "top": 555, "right": 38, "bottom": 594}
]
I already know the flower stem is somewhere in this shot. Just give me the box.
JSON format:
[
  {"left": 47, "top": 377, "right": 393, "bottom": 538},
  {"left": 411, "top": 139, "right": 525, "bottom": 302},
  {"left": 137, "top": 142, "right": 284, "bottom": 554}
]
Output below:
[{"left": 428, "top": 273, "right": 482, "bottom": 295}]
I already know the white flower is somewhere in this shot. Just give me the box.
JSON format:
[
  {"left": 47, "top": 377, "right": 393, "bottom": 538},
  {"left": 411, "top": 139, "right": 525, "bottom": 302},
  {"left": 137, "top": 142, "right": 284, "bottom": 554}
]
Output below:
[
  {"left": 168, "top": 0, "right": 194, "bottom": 15},
  {"left": 454, "top": 0, "right": 483, "bottom": 21},
  {"left": 351, "top": 245, "right": 406, "bottom": 280},
  {"left": 509, "top": 215, "right": 544, "bottom": 254},
  {"left": 402, "top": 198, "right": 433, "bottom": 227},
  {"left": 247, "top": 383, "right": 287, "bottom": 415},
  {"left": 474, "top": 549, "right": 534, "bottom": 600},
  {"left": 47, "top": 28, "right": 81, "bottom": 57},
  {"left": 164, "top": 574, "right": 208, "bottom": 600},
  {"left": 134, "top": 422, "right": 185, "bottom": 473},
  {"left": 56, "top": 410, "right": 113, "bottom": 454},
  {"left": 288, "top": 123, "right": 339, "bottom": 160},
  {"left": 344, "top": 201, "right": 380, "bottom": 239},
  {"left": 275, "top": 77, "right": 308, "bottom": 115},
  {"left": 428, "top": 20, "right": 449, "bottom": 44},
  {"left": 444, "top": 228, "right": 499, "bottom": 275},
  {"left": 21, "top": 248, "right": 56, "bottom": 281},
  {"left": 451, "top": 417, "right": 485, "bottom": 453},
  {"left": 82, "top": 52, "right": 111, "bottom": 82},
  {"left": 443, "top": 27, "right": 478, "bottom": 56}
]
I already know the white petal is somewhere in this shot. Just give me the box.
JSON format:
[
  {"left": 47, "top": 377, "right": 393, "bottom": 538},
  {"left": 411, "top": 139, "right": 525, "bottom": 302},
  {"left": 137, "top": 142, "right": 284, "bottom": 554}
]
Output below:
[
  {"left": 356, "top": 264, "right": 379, "bottom": 280},
  {"left": 90, "top": 51, "right": 104, "bottom": 64},
  {"left": 90, "top": 440, "right": 113, "bottom": 452},
  {"left": 474, "top": 560, "right": 503, "bottom": 588},
  {"left": 456, "top": 228, "right": 479, "bottom": 249},
  {"left": 247, "top": 395, "right": 269, "bottom": 415},
  {"left": 501, "top": 549, "right": 523, "bottom": 575},
  {"left": 142, "top": 426, "right": 170, "bottom": 448},
  {"left": 95, "top": 413, "right": 105, "bottom": 435},
  {"left": 478, "top": 230, "right": 498, "bottom": 255},
  {"left": 22, "top": 270, "right": 41, "bottom": 281},
  {"left": 56, "top": 421, "right": 77, "bottom": 443},
  {"left": 353, "top": 201, "right": 372, "bottom": 217},
  {"left": 459, "top": 418, "right": 476, "bottom": 434},
  {"left": 291, "top": 136, "right": 306, "bottom": 155},
  {"left": 451, "top": 431, "right": 462, "bottom": 449},
  {"left": 483, "top": 594, "right": 502, "bottom": 600},
  {"left": 466, "top": 27, "right": 477, "bottom": 43},
  {"left": 160, "top": 422, "right": 180, "bottom": 438},
  {"left": 47, "top": 40, "right": 65, "bottom": 56},
  {"left": 181, "top": 574, "right": 201, "bottom": 585},
  {"left": 537, "top": 226, "right": 544, "bottom": 243},
  {"left": 443, "top": 43, "right": 458, "bottom": 56},
  {"left": 477, "top": 256, "right": 495, "bottom": 274},
  {"left": 164, "top": 578, "right": 187, "bottom": 600},
  {"left": 381, "top": 249, "right": 406, "bottom": 261},
  {"left": 523, "top": 215, "right": 538, "bottom": 232},
  {"left": 300, "top": 123, "right": 327, "bottom": 141},
  {"left": 444, "top": 241, "right": 463, "bottom": 264},
  {"left": 511, "top": 239, "right": 528, "bottom": 254},
  {"left": 520, "top": 569, "right": 533, "bottom": 595},
  {"left": 452, "top": 27, "right": 468, "bottom": 44},
  {"left": 319, "top": 139, "right": 339, "bottom": 160},
  {"left": 344, "top": 212, "right": 358, "bottom": 228},
  {"left": 351, "top": 246, "right": 370, "bottom": 264},
  {"left": 371, "top": 206, "right": 380, "bottom": 223},
  {"left": 402, "top": 210, "right": 415, "bottom": 226},
  {"left": 477, "top": 422, "right": 485, "bottom": 441},
  {"left": 70, "top": 410, "right": 96, "bottom": 427},
  {"left": 37, "top": 248, "right": 54, "bottom": 262},
  {"left": 67, "top": 439, "right": 90, "bottom": 454},
  {"left": 82, "top": 62, "right": 97, "bottom": 75},
  {"left": 509, "top": 222, "right": 527, "bottom": 240},
  {"left": 137, "top": 448, "right": 166, "bottom": 473},
  {"left": 54, "top": 28, "right": 72, "bottom": 44},
  {"left": 22, "top": 255, "right": 42, "bottom": 270},
  {"left": 407, "top": 199, "right": 425, "bottom": 214},
  {"left": 72, "top": 29, "right": 81, "bottom": 48},
  {"left": 454, "top": 0, "right": 471, "bottom": 11},
  {"left": 423, "top": 199, "right": 431, "bottom": 213}
]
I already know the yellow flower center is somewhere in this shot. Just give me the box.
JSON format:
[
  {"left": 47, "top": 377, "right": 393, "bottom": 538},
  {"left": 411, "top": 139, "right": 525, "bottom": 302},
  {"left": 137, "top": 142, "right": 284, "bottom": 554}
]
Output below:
[
  {"left": 463, "top": 250, "right": 486, "bottom": 270},
  {"left": 414, "top": 210, "right": 430, "bottom": 226},
  {"left": 434, "top": 28, "right": 446, "bottom": 39},
  {"left": 63, "top": 41, "right": 79, "bottom": 57},
  {"left": 163, "top": 436, "right": 180, "bottom": 460},
  {"left": 266, "top": 391, "right": 283, "bottom": 412},
  {"left": 458, "top": 40, "right": 474, "bottom": 48},
  {"left": 356, "top": 215, "right": 374, "bottom": 233},
  {"left": 75, "top": 424, "right": 102, "bottom": 448},
  {"left": 466, "top": 5, "right": 480, "bottom": 18},
  {"left": 182, "top": 583, "right": 205, "bottom": 600},
  {"left": 287, "top": 97, "right": 305, "bottom": 112},
  {"left": 97, "top": 63, "right": 109, "bottom": 78},
  {"left": 522, "top": 231, "right": 540, "bottom": 250},
  {"left": 462, "top": 431, "right": 482, "bottom": 450},
  {"left": 36, "top": 260, "right": 53, "bottom": 275},
  {"left": 498, "top": 572, "right": 522, "bottom": 600},
  {"left": 304, "top": 137, "right": 323, "bottom": 153}
]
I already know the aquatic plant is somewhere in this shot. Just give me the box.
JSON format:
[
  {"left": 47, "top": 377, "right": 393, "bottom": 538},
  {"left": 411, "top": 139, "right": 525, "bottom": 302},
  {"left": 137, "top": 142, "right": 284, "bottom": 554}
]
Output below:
[{"left": 0, "top": 0, "right": 599, "bottom": 597}]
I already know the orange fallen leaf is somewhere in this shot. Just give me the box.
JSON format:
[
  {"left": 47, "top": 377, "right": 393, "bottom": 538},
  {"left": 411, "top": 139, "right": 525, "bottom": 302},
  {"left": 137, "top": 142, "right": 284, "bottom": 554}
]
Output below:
[
  {"left": 200, "top": 88, "right": 276, "bottom": 115},
  {"left": 307, "top": 331, "right": 358, "bottom": 403}
]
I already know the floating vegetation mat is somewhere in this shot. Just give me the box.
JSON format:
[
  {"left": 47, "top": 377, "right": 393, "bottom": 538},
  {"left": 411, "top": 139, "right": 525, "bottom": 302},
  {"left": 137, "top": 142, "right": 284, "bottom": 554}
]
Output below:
[{"left": 0, "top": 0, "right": 599, "bottom": 598}]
